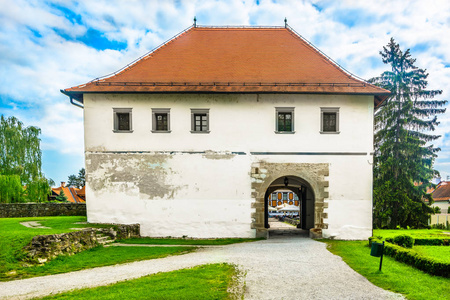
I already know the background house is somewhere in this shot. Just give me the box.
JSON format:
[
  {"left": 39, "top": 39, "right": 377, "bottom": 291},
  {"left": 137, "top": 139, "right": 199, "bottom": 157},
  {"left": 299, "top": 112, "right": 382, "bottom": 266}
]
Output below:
[
  {"left": 430, "top": 181, "right": 450, "bottom": 226},
  {"left": 50, "top": 182, "right": 85, "bottom": 203},
  {"left": 62, "top": 24, "right": 389, "bottom": 239}
]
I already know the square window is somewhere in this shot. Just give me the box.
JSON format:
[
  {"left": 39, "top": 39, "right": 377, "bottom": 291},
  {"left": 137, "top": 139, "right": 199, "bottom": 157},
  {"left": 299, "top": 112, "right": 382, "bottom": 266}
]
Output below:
[
  {"left": 113, "top": 108, "right": 132, "bottom": 132},
  {"left": 323, "top": 113, "right": 336, "bottom": 131},
  {"left": 117, "top": 113, "right": 130, "bottom": 130},
  {"left": 275, "top": 107, "right": 294, "bottom": 133},
  {"left": 191, "top": 109, "right": 210, "bottom": 133},
  {"left": 152, "top": 109, "right": 171, "bottom": 133},
  {"left": 321, "top": 107, "right": 340, "bottom": 134}
]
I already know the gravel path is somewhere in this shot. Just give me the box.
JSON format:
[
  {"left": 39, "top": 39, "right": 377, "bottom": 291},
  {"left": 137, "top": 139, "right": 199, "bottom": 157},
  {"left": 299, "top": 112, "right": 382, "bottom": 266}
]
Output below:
[{"left": 0, "top": 229, "right": 404, "bottom": 299}]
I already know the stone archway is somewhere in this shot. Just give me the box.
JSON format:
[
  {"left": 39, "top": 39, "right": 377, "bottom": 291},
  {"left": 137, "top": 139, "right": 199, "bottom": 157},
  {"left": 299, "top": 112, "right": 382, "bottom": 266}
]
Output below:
[{"left": 250, "top": 162, "right": 329, "bottom": 238}]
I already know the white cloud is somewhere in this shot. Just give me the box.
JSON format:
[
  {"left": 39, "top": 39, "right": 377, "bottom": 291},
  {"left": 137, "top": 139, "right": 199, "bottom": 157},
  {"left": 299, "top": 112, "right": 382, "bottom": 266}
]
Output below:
[{"left": 1, "top": 0, "right": 450, "bottom": 181}]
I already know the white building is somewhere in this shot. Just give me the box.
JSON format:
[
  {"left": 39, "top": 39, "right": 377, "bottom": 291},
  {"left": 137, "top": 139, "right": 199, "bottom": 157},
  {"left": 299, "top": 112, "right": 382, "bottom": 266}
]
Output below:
[{"left": 62, "top": 25, "right": 389, "bottom": 240}]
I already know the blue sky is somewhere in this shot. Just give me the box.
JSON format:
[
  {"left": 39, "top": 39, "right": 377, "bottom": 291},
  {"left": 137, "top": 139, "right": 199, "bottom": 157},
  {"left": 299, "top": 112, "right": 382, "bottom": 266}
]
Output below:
[{"left": 1, "top": 0, "right": 450, "bottom": 184}]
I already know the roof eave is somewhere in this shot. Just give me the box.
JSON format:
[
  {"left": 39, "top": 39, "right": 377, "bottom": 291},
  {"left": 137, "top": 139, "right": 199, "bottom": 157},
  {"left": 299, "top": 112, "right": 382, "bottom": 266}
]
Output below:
[{"left": 62, "top": 89, "right": 390, "bottom": 107}]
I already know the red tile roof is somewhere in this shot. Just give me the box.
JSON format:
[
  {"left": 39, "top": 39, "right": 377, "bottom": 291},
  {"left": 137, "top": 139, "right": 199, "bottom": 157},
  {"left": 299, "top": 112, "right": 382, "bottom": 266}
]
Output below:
[
  {"left": 62, "top": 26, "right": 389, "bottom": 106},
  {"left": 52, "top": 186, "right": 85, "bottom": 203},
  {"left": 432, "top": 182, "right": 450, "bottom": 201}
]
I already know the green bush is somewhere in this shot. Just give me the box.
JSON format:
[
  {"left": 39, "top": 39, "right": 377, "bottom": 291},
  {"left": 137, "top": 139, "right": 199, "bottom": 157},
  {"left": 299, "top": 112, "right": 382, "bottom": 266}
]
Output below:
[
  {"left": 383, "top": 242, "right": 449, "bottom": 277},
  {"left": 431, "top": 221, "right": 450, "bottom": 230},
  {"left": 385, "top": 235, "right": 414, "bottom": 248},
  {"left": 414, "top": 238, "right": 449, "bottom": 246}
]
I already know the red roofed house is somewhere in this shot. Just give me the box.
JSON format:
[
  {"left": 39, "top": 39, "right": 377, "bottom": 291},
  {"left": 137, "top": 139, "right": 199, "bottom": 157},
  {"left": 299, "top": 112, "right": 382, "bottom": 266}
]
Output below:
[
  {"left": 62, "top": 24, "right": 389, "bottom": 239},
  {"left": 431, "top": 181, "right": 450, "bottom": 212},
  {"left": 51, "top": 182, "right": 85, "bottom": 203}
]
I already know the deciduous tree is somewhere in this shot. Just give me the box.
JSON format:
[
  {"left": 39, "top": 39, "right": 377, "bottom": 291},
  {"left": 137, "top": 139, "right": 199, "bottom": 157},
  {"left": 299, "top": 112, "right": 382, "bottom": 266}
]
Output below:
[{"left": 0, "top": 115, "right": 52, "bottom": 202}]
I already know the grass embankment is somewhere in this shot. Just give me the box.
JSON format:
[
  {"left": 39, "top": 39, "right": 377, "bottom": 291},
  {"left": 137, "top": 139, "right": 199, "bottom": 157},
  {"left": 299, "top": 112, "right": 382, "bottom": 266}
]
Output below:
[
  {"left": 40, "top": 263, "right": 240, "bottom": 300},
  {"left": 5, "top": 246, "right": 194, "bottom": 281},
  {"left": 0, "top": 217, "right": 194, "bottom": 281},
  {"left": 325, "top": 240, "right": 450, "bottom": 300},
  {"left": 0, "top": 216, "right": 98, "bottom": 278},
  {"left": 118, "top": 237, "right": 264, "bottom": 245}
]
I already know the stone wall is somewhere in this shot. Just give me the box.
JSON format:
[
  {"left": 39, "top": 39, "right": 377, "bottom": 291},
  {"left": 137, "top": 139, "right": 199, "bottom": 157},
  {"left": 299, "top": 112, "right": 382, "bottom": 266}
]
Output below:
[
  {"left": 96, "top": 223, "right": 141, "bottom": 240},
  {"left": 23, "top": 224, "right": 140, "bottom": 263},
  {"left": 0, "top": 203, "right": 86, "bottom": 218}
]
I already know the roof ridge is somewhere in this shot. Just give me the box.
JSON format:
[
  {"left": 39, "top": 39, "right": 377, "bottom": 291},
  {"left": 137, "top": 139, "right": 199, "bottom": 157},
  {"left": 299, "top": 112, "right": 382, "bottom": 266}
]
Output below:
[
  {"left": 284, "top": 25, "right": 382, "bottom": 91},
  {"left": 195, "top": 25, "right": 285, "bottom": 29}
]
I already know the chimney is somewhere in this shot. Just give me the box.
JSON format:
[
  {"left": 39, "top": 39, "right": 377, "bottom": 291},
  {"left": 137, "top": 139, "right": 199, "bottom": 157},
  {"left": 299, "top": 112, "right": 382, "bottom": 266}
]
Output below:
[{"left": 61, "top": 181, "right": 66, "bottom": 187}]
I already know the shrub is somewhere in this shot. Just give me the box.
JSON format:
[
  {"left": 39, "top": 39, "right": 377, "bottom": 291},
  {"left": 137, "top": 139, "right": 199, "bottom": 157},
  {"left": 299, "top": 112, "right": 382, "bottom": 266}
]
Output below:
[
  {"left": 383, "top": 242, "right": 449, "bottom": 277},
  {"left": 431, "top": 221, "right": 450, "bottom": 230},
  {"left": 385, "top": 235, "right": 414, "bottom": 248},
  {"left": 414, "top": 238, "right": 449, "bottom": 246}
]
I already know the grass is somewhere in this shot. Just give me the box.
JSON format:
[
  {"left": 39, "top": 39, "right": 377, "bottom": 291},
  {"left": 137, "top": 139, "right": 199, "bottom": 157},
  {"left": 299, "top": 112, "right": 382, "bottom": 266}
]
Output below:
[
  {"left": 413, "top": 246, "right": 450, "bottom": 263},
  {"left": 373, "top": 229, "right": 450, "bottom": 239},
  {"left": 40, "top": 263, "right": 240, "bottom": 300},
  {"left": 117, "top": 237, "right": 264, "bottom": 245},
  {"left": 373, "top": 228, "right": 449, "bottom": 262},
  {"left": 325, "top": 240, "right": 450, "bottom": 300},
  {"left": 3, "top": 246, "right": 195, "bottom": 281},
  {"left": 0, "top": 216, "right": 106, "bottom": 277},
  {"left": 0, "top": 217, "right": 195, "bottom": 281}
]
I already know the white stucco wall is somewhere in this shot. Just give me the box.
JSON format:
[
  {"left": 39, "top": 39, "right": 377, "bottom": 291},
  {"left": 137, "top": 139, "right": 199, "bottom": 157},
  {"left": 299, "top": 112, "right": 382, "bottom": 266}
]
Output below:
[{"left": 83, "top": 93, "right": 374, "bottom": 239}]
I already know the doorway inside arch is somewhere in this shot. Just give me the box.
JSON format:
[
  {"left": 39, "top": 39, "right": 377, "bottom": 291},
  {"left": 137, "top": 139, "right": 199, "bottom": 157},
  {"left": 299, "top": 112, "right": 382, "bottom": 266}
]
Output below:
[{"left": 264, "top": 176, "right": 315, "bottom": 236}]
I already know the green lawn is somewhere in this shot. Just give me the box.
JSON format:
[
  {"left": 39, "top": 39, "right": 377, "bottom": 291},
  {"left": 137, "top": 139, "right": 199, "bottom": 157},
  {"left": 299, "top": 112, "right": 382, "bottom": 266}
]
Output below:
[
  {"left": 373, "top": 229, "right": 449, "bottom": 239},
  {"left": 0, "top": 216, "right": 104, "bottom": 277},
  {"left": 3, "top": 245, "right": 194, "bottom": 281},
  {"left": 0, "top": 217, "right": 195, "bottom": 281},
  {"left": 413, "top": 246, "right": 450, "bottom": 263},
  {"left": 325, "top": 240, "right": 450, "bottom": 300},
  {"left": 118, "top": 237, "right": 264, "bottom": 245},
  {"left": 39, "top": 263, "right": 240, "bottom": 300}
]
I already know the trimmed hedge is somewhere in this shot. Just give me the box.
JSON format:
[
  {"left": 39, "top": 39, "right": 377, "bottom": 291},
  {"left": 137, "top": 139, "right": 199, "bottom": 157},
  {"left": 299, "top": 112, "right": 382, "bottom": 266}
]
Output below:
[
  {"left": 386, "top": 234, "right": 414, "bottom": 248},
  {"left": 414, "top": 238, "right": 449, "bottom": 246},
  {"left": 368, "top": 237, "right": 449, "bottom": 277}
]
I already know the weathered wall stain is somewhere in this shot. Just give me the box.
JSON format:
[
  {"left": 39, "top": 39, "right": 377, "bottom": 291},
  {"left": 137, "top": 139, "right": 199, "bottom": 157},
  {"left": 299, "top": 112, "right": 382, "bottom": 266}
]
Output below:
[
  {"left": 86, "top": 153, "right": 178, "bottom": 199},
  {"left": 202, "top": 150, "right": 236, "bottom": 160}
]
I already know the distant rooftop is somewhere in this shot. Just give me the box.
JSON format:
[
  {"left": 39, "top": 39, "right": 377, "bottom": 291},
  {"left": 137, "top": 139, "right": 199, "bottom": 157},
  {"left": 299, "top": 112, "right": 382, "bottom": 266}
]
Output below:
[{"left": 433, "top": 181, "right": 450, "bottom": 201}]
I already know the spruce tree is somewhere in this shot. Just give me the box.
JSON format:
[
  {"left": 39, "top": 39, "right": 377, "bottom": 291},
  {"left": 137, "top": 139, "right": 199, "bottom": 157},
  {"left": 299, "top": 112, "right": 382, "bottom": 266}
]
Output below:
[
  {"left": 56, "top": 189, "right": 68, "bottom": 202},
  {"left": 369, "top": 38, "right": 447, "bottom": 228}
]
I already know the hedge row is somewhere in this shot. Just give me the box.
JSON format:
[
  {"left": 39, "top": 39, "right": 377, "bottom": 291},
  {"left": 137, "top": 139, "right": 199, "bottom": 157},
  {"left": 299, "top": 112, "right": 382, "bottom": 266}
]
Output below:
[
  {"left": 369, "top": 238, "right": 449, "bottom": 277},
  {"left": 385, "top": 235, "right": 414, "bottom": 248},
  {"left": 414, "top": 238, "right": 449, "bottom": 246}
]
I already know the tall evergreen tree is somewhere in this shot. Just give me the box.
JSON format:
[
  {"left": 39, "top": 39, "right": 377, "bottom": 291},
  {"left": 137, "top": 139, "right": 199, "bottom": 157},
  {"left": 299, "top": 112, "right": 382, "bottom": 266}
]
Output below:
[
  {"left": 0, "top": 115, "right": 52, "bottom": 202},
  {"left": 370, "top": 38, "right": 446, "bottom": 229}
]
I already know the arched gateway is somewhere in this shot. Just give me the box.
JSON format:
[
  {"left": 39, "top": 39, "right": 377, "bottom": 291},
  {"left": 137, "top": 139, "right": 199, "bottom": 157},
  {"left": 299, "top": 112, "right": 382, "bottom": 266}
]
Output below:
[{"left": 250, "top": 162, "right": 330, "bottom": 238}]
